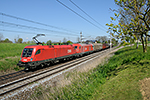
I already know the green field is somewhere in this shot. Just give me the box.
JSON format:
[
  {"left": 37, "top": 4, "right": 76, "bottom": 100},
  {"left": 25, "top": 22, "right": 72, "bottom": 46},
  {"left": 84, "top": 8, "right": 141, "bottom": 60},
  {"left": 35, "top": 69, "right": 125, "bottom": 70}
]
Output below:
[
  {"left": 0, "top": 43, "right": 34, "bottom": 72},
  {"left": 30, "top": 45, "right": 150, "bottom": 100},
  {"left": 0, "top": 43, "right": 33, "bottom": 59}
]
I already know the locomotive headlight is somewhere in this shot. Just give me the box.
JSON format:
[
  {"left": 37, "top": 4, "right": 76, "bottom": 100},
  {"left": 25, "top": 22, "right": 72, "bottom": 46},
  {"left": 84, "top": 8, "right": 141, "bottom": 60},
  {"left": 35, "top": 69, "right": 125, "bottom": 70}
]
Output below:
[{"left": 30, "top": 58, "right": 33, "bottom": 61}]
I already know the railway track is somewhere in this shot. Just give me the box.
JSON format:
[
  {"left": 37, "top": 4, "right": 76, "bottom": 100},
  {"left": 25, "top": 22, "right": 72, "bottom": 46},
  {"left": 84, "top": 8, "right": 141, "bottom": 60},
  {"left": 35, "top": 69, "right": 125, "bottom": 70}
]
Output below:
[{"left": 0, "top": 47, "right": 113, "bottom": 98}]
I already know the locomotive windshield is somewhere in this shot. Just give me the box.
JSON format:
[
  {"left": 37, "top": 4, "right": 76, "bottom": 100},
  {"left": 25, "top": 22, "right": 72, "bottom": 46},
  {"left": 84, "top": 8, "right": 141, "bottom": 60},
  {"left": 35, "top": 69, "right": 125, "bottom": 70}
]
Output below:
[{"left": 22, "top": 48, "right": 33, "bottom": 57}]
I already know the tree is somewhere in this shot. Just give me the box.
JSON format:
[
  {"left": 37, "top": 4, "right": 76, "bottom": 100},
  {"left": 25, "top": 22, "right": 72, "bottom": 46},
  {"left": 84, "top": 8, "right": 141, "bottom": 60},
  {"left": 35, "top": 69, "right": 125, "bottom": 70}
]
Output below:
[
  {"left": 18, "top": 38, "right": 23, "bottom": 43},
  {"left": 46, "top": 40, "right": 52, "bottom": 45},
  {"left": 96, "top": 36, "right": 108, "bottom": 43},
  {"left": 27, "top": 41, "right": 34, "bottom": 44},
  {"left": 111, "top": 38, "right": 118, "bottom": 45},
  {"left": 4, "top": 38, "right": 10, "bottom": 43},
  {"left": 0, "top": 33, "right": 3, "bottom": 41},
  {"left": 77, "top": 37, "right": 80, "bottom": 43},
  {"left": 3, "top": 38, "right": 12, "bottom": 43},
  {"left": 63, "top": 37, "right": 67, "bottom": 43},
  {"left": 66, "top": 40, "right": 73, "bottom": 44},
  {"left": 101, "top": 36, "right": 108, "bottom": 43},
  {"left": 106, "top": 0, "right": 150, "bottom": 52},
  {"left": 42, "top": 42, "right": 45, "bottom": 44},
  {"left": 14, "top": 38, "right": 17, "bottom": 43},
  {"left": 14, "top": 35, "right": 20, "bottom": 43},
  {"left": 23, "top": 42, "right": 27, "bottom": 44},
  {"left": 95, "top": 36, "right": 101, "bottom": 42}
]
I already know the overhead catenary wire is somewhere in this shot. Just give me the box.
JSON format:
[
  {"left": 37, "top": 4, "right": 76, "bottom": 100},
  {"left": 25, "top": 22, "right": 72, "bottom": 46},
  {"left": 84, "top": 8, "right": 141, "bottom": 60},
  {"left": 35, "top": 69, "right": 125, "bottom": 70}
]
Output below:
[
  {"left": 0, "top": 12, "right": 78, "bottom": 34},
  {"left": 69, "top": 0, "right": 107, "bottom": 30},
  {"left": 0, "top": 29, "right": 36, "bottom": 35},
  {"left": 0, "top": 21, "right": 78, "bottom": 36},
  {"left": 56, "top": 0, "right": 106, "bottom": 32},
  {"left": 0, "top": 29, "right": 77, "bottom": 37}
]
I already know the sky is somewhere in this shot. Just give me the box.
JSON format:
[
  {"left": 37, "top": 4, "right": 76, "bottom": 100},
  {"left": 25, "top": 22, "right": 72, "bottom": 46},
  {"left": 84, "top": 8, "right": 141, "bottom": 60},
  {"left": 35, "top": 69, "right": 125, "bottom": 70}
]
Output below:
[{"left": 0, "top": 0, "right": 119, "bottom": 43}]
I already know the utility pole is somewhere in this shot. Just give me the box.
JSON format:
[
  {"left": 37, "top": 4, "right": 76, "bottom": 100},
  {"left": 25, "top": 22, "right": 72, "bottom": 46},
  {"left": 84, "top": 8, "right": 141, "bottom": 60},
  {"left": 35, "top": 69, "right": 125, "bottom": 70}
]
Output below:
[
  {"left": 80, "top": 32, "right": 82, "bottom": 43},
  {"left": 109, "top": 35, "right": 111, "bottom": 51}
]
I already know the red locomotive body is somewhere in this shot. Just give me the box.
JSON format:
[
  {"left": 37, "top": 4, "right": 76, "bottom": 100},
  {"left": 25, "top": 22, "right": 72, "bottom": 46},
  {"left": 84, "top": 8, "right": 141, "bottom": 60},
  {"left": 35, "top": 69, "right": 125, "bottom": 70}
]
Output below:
[
  {"left": 102, "top": 43, "right": 109, "bottom": 49},
  {"left": 72, "top": 43, "right": 82, "bottom": 54},
  {"left": 81, "top": 44, "right": 93, "bottom": 53},
  {"left": 17, "top": 44, "right": 76, "bottom": 70},
  {"left": 53, "top": 45, "right": 76, "bottom": 58},
  {"left": 20, "top": 45, "right": 55, "bottom": 63},
  {"left": 72, "top": 43, "right": 94, "bottom": 57}
]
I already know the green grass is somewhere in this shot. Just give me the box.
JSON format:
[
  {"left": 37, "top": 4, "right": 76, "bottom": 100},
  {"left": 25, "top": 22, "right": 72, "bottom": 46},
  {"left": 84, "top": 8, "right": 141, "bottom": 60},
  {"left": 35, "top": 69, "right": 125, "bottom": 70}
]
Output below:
[
  {"left": 0, "top": 43, "right": 33, "bottom": 59},
  {"left": 30, "top": 45, "right": 150, "bottom": 100},
  {"left": 92, "top": 61, "right": 150, "bottom": 100},
  {"left": 0, "top": 43, "right": 34, "bottom": 72},
  {"left": 90, "top": 45, "right": 150, "bottom": 99},
  {"left": 0, "top": 57, "right": 21, "bottom": 71}
]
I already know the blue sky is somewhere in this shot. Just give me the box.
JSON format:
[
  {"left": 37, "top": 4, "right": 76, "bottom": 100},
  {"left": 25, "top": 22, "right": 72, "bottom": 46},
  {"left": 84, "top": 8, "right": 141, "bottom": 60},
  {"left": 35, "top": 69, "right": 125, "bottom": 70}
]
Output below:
[{"left": 0, "top": 0, "right": 118, "bottom": 43}]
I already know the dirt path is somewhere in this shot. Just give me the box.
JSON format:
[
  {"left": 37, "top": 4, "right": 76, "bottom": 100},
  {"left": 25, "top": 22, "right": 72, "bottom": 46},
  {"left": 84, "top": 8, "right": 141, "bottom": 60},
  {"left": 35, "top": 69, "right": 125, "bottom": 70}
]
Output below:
[{"left": 140, "top": 78, "right": 150, "bottom": 100}]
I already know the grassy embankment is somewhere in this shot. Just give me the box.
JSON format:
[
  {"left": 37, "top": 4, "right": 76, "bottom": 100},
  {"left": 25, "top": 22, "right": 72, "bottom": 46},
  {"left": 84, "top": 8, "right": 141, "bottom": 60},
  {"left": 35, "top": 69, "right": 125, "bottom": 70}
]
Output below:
[
  {"left": 31, "top": 45, "right": 150, "bottom": 100},
  {"left": 0, "top": 43, "right": 32, "bottom": 72}
]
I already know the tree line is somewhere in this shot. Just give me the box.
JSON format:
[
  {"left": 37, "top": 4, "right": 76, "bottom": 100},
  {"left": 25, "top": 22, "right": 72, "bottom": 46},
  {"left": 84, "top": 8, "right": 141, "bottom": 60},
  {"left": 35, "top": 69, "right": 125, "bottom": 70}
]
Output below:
[{"left": 0, "top": 33, "right": 116, "bottom": 44}]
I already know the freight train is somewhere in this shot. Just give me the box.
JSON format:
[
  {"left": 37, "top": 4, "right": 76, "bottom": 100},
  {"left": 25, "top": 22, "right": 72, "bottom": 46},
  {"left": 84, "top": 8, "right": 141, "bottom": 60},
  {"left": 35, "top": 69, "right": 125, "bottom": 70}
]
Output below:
[{"left": 17, "top": 35, "right": 110, "bottom": 71}]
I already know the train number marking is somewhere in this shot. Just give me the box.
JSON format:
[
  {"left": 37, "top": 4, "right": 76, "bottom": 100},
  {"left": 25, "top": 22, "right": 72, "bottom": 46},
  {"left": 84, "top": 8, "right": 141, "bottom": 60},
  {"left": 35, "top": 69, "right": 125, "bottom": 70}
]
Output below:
[{"left": 68, "top": 49, "right": 72, "bottom": 53}]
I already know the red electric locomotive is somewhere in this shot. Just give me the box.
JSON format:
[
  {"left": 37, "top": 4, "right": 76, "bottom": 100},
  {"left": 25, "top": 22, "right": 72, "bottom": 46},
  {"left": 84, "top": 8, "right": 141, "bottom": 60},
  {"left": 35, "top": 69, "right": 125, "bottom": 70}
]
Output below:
[
  {"left": 17, "top": 44, "right": 77, "bottom": 70},
  {"left": 17, "top": 34, "right": 94, "bottom": 70},
  {"left": 72, "top": 43, "right": 93, "bottom": 57},
  {"left": 17, "top": 34, "right": 110, "bottom": 71}
]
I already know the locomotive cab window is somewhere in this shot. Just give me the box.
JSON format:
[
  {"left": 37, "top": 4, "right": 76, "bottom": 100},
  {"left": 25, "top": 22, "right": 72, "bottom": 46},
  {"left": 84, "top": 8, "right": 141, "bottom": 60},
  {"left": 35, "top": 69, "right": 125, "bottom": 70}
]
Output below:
[
  {"left": 79, "top": 46, "right": 81, "bottom": 49},
  {"left": 74, "top": 46, "right": 77, "bottom": 50},
  {"left": 22, "top": 48, "right": 33, "bottom": 57},
  {"left": 35, "top": 49, "right": 41, "bottom": 55}
]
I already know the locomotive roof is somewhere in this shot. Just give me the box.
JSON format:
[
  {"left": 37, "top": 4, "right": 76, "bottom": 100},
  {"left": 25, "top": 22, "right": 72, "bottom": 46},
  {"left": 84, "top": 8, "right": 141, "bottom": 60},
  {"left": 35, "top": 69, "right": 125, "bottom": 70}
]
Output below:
[
  {"left": 52, "top": 45, "right": 74, "bottom": 48},
  {"left": 79, "top": 43, "right": 93, "bottom": 46},
  {"left": 25, "top": 44, "right": 74, "bottom": 49},
  {"left": 25, "top": 45, "right": 43, "bottom": 48}
]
